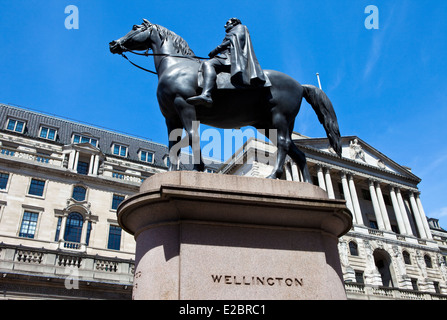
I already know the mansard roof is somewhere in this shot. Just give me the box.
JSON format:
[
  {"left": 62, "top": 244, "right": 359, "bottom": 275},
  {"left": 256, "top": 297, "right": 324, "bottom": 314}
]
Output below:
[{"left": 0, "top": 103, "right": 170, "bottom": 168}]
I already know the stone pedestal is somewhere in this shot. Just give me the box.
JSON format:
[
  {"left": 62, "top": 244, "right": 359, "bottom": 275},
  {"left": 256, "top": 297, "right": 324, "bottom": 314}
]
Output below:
[{"left": 117, "top": 171, "right": 352, "bottom": 300}]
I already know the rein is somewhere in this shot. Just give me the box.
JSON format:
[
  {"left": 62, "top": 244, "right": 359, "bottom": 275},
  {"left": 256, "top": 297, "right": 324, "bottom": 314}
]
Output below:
[{"left": 120, "top": 50, "right": 209, "bottom": 75}]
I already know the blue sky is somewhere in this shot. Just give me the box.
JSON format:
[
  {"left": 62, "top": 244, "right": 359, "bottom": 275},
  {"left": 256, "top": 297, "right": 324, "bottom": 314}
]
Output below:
[{"left": 1, "top": 0, "right": 446, "bottom": 228}]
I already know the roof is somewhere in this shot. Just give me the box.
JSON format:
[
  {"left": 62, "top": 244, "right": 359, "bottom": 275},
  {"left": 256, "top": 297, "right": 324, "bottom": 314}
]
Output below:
[{"left": 0, "top": 103, "right": 220, "bottom": 170}]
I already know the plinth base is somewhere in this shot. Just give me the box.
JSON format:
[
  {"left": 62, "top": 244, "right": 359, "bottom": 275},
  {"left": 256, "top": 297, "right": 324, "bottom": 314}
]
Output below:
[{"left": 117, "top": 171, "right": 352, "bottom": 300}]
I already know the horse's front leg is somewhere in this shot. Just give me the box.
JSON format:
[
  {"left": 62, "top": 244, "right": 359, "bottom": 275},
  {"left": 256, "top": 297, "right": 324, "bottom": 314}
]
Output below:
[
  {"left": 166, "top": 117, "right": 184, "bottom": 171},
  {"left": 175, "top": 96, "right": 205, "bottom": 172}
]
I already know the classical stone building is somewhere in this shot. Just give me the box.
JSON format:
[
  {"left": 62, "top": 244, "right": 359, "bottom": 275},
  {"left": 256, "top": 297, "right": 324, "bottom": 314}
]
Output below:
[
  {"left": 0, "top": 103, "right": 219, "bottom": 299},
  {"left": 0, "top": 103, "right": 446, "bottom": 300},
  {"left": 221, "top": 133, "right": 447, "bottom": 300}
]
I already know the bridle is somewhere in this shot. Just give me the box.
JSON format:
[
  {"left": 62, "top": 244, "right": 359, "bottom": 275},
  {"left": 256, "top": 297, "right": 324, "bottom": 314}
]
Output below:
[{"left": 117, "top": 25, "right": 209, "bottom": 75}]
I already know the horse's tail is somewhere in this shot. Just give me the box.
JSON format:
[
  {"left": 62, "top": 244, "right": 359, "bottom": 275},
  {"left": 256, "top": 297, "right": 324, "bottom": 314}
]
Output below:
[{"left": 302, "top": 84, "right": 342, "bottom": 157}]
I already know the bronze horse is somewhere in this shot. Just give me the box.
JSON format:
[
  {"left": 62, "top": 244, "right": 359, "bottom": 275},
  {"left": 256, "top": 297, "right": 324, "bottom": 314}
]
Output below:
[{"left": 109, "top": 19, "right": 342, "bottom": 181}]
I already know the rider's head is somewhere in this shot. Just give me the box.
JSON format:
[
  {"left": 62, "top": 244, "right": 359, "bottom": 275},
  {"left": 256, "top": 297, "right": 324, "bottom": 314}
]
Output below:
[{"left": 225, "top": 18, "right": 241, "bottom": 31}]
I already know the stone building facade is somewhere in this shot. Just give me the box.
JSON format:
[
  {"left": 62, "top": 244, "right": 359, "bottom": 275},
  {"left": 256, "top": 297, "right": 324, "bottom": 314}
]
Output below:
[
  {"left": 0, "top": 103, "right": 219, "bottom": 299},
  {"left": 221, "top": 133, "right": 447, "bottom": 300},
  {"left": 0, "top": 103, "right": 446, "bottom": 300}
]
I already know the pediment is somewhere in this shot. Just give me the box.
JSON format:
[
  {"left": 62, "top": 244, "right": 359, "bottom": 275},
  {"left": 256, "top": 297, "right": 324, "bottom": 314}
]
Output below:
[
  {"left": 63, "top": 142, "right": 102, "bottom": 154},
  {"left": 294, "top": 135, "right": 419, "bottom": 180}
]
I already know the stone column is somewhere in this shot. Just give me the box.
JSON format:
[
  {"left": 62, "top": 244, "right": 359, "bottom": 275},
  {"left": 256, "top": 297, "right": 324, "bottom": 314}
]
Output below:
[
  {"left": 324, "top": 167, "right": 335, "bottom": 199},
  {"left": 316, "top": 165, "right": 326, "bottom": 191},
  {"left": 58, "top": 215, "right": 68, "bottom": 241},
  {"left": 73, "top": 151, "right": 80, "bottom": 171},
  {"left": 348, "top": 174, "right": 362, "bottom": 226},
  {"left": 68, "top": 150, "right": 76, "bottom": 170},
  {"left": 340, "top": 171, "right": 356, "bottom": 223},
  {"left": 396, "top": 188, "right": 414, "bottom": 236},
  {"left": 88, "top": 154, "right": 95, "bottom": 175},
  {"left": 375, "top": 182, "right": 392, "bottom": 231},
  {"left": 389, "top": 186, "right": 408, "bottom": 235},
  {"left": 80, "top": 218, "right": 89, "bottom": 244},
  {"left": 415, "top": 194, "right": 433, "bottom": 240},
  {"left": 368, "top": 179, "right": 385, "bottom": 230},
  {"left": 92, "top": 155, "right": 99, "bottom": 175},
  {"left": 285, "top": 163, "right": 292, "bottom": 181},
  {"left": 409, "top": 192, "right": 427, "bottom": 239},
  {"left": 291, "top": 163, "right": 300, "bottom": 182}
]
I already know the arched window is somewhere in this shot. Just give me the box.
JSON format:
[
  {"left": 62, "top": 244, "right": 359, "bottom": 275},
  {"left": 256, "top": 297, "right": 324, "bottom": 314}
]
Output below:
[
  {"left": 64, "top": 212, "right": 84, "bottom": 243},
  {"left": 403, "top": 251, "right": 411, "bottom": 265},
  {"left": 349, "top": 241, "right": 359, "bottom": 256},
  {"left": 72, "top": 186, "right": 86, "bottom": 201},
  {"left": 424, "top": 254, "right": 432, "bottom": 268}
]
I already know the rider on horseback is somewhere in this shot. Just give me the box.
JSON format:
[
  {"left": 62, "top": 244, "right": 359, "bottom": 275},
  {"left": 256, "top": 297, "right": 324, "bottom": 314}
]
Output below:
[{"left": 187, "top": 18, "right": 269, "bottom": 107}]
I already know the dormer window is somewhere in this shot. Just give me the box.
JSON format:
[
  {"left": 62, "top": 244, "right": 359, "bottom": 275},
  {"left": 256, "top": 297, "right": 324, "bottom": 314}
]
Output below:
[
  {"left": 139, "top": 150, "right": 154, "bottom": 163},
  {"left": 113, "top": 143, "right": 128, "bottom": 157},
  {"left": 39, "top": 126, "right": 57, "bottom": 141},
  {"left": 73, "top": 134, "right": 98, "bottom": 147},
  {"left": 6, "top": 118, "right": 26, "bottom": 133}
]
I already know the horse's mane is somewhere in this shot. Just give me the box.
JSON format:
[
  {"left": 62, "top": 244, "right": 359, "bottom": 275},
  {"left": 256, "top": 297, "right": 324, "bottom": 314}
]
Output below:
[{"left": 153, "top": 24, "right": 196, "bottom": 57}]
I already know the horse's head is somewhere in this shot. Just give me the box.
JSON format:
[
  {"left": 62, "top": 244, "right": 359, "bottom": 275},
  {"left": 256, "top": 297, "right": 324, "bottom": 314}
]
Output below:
[{"left": 109, "top": 19, "right": 153, "bottom": 54}]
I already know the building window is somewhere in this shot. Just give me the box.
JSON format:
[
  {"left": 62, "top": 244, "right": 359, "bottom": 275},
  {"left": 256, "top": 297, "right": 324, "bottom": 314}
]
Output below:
[
  {"left": 0, "top": 172, "right": 9, "bottom": 190},
  {"left": 73, "top": 134, "right": 98, "bottom": 147},
  {"left": 72, "top": 186, "right": 87, "bottom": 201},
  {"left": 77, "top": 161, "right": 89, "bottom": 175},
  {"left": 362, "top": 189, "right": 372, "bottom": 201},
  {"left": 28, "top": 179, "right": 45, "bottom": 197},
  {"left": 6, "top": 118, "right": 25, "bottom": 133},
  {"left": 434, "top": 281, "right": 441, "bottom": 294},
  {"left": 355, "top": 271, "right": 364, "bottom": 284},
  {"left": 39, "top": 126, "right": 57, "bottom": 141},
  {"left": 112, "top": 194, "right": 125, "bottom": 210},
  {"left": 369, "top": 220, "right": 378, "bottom": 230},
  {"left": 19, "top": 211, "right": 39, "bottom": 238},
  {"left": 411, "top": 278, "right": 418, "bottom": 291},
  {"left": 403, "top": 251, "right": 411, "bottom": 265},
  {"left": 140, "top": 150, "right": 154, "bottom": 163},
  {"left": 64, "top": 212, "right": 84, "bottom": 243},
  {"left": 383, "top": 194, "right": 392, "bottom": 206},
  {"left": 113, "top": 144, "right": 128, "bottom": 157},
  {"left": 424, "top": 255, "right": 432, "bottom": 268},
  {"left": 349, "top": 241, "right": 359, "bottom": 256},
  {"left": 107, "top": 225, "right": 122, "bottom": 250},
  {"left": 391, "top": 225, "right": 399, "bottom": 234}
]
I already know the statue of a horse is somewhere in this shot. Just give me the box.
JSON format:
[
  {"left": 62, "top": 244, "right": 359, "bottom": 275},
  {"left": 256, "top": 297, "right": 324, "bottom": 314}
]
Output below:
[{"left": 109, "top": 19, "right": 342, "bottom": 182}]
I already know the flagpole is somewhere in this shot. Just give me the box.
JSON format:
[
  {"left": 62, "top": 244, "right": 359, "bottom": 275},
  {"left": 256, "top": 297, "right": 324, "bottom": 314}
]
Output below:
[{"left": 316, "top": 73, "right": 322, "bottom": 90}]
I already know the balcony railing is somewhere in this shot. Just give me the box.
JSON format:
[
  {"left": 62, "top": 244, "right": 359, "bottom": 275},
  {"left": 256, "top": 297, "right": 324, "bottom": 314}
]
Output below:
[
  {"left": 0, "top": 146, "right": 64, "bottom": 167},
  {"left": 345, "top": 282, "right": 447, "bottom": 300}
]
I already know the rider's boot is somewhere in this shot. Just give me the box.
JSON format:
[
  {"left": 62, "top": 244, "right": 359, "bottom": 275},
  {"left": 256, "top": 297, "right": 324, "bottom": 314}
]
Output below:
[
  {"left": 187, "top": 63, "right": 216, "bottom": 108},
  {"left": 187, "top": 91, "right": 213, "bottom": 108}
]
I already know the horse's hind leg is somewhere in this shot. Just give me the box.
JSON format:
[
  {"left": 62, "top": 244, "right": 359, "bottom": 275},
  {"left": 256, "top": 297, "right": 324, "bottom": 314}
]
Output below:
[
  {"left": 287, "top": 142, "right": 311, "bottom": 183},
  {"left": 264, "top": 113, "right": 292, "bottom": 179}
]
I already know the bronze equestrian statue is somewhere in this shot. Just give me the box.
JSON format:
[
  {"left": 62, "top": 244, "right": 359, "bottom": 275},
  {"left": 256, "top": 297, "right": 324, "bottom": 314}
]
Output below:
[
  {"left": 187, "top": 18, "right": 269, "bottom": 107},
  {"left": 109, "top": 19, "right": 342, "bottom": 182}
]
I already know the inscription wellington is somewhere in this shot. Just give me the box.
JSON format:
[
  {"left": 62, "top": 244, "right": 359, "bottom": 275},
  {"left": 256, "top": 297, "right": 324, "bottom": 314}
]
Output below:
[{"left": 212, "top": 275, "right": 304, "bottom": 287}]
